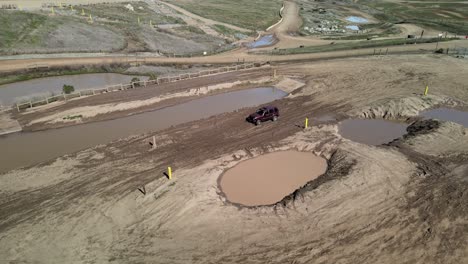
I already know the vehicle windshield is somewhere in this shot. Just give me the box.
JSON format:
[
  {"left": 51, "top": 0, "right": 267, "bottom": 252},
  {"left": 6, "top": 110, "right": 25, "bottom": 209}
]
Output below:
[{"left": 256, "top": 109, "right": 265, "bottom": 115}]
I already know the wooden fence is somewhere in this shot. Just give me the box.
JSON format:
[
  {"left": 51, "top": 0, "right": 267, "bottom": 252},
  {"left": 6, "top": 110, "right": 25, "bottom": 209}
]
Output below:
[{"left": 15, "top": 63, "right": 258, "bottom": 111}]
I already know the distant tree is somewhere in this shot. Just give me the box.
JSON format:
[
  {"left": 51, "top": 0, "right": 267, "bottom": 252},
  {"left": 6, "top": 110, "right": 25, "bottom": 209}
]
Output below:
[{"left": 62, "top": 84, "right": 75, "bottom": 94}]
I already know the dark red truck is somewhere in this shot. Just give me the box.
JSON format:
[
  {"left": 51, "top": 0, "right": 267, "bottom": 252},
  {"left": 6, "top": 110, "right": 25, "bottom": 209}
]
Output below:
[{"left": 246, "top": 106, "right": 279, "bottom": 126}]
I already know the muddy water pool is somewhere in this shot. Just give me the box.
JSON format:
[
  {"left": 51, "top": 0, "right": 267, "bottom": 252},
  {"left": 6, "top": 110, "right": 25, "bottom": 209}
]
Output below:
[
  {"left": 0, "top": 73, "right": 147, "bottom": 105},
  {"left": 0, "top": 87, "right": 286, "bottom": 173},
  {"left": 421, "top": 108, "right": 468, "bottom": 127},
  {"left": 219, "top": 151, "right": 327, "bottom": 206},
  {"left": 339, "top": 119, "right": 408, "bottom": 145}
]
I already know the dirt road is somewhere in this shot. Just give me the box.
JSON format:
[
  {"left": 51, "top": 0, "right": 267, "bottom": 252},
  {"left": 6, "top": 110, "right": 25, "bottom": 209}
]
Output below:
[
  {"left": 0, "top": 54, "right": 467, "bottom": 263},
  {"left": 2, "top": 39, "right": 468, "bottom": 74},
  {"left": 266, "top": 1, "right": 332, "bottom": 48}
]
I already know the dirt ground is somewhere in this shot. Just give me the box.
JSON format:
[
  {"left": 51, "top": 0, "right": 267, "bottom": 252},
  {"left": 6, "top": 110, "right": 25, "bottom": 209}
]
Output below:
[{"left": 0, "top": 54, "right": 467, "bottom": 263}]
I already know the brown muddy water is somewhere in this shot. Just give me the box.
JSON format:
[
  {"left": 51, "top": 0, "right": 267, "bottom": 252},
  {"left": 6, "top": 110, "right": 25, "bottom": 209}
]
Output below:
[
  {"left": 421, "top": 108, "right": 468, "bottom": 127},
  {"left": 0, "top": 73, "right": 147, "bottom": 105},
  {"left": 339, "top": 119, "right": 408, "bottom": 145},
  {"left": 0, "top": 87, "right": 287, "bottom": 173},
  {"left": 219, "top": 151, "right": 328, "bottom": 206}
]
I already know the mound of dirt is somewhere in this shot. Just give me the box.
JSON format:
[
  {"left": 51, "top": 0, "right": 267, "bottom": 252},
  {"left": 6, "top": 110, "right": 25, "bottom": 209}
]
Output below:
[
  {"left": 350, "top": 95, "right": 461, "bottom": 120},
  {"left": 399, "top": 120, "right": 468, "bottom": 157}
]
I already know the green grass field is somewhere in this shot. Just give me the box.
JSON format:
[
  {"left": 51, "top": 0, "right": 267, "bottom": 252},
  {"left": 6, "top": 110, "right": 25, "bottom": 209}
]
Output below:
[
  {"left": 80, "top": 1, "right": 183, "bottom": 25},
  {"left": 0, "top": 10, "right": 51, "bottom": 49},
  {"left": 165, "top": 0, "right": 282, "bottom": 30}
]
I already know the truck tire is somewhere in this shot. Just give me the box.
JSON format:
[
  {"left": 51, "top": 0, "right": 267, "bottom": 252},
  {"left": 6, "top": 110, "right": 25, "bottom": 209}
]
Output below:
[
  {"left": 256, "top": 120, "right": 261, "bottom": 126},
  {"left": 273, "top": 116, "right": 278, "bottom": 122}
]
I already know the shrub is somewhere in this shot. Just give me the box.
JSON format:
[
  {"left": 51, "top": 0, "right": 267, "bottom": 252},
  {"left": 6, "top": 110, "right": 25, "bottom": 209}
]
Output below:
[
  {"left": 131, "top": 77, "right": 140, "bottom": 87},
  {"left": 62, "top": 84, "right": 75, "bottom": 94},
  {"left": 148, "top": 73, "right": 158, "bottom": 80}
]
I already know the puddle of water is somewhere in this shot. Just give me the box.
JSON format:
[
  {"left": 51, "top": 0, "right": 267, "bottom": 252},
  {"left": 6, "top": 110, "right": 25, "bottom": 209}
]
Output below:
[
  {"left": 219, "top": 151, "right": 327, "bottom": 206},
  {"left": 0, "top": 73, "right": 147, "bottom": 105},
  {"left": 421, "top": 108, "right": 468, "bottom": 127},
  {"left": 247, "top": 35, "right": 275, "bottom": 48},
  {"left": 0, "top": 87, "right": 287, "bottom": 173},
  {"left": 346, "top": 25, "right": 360, "bottom": 31},
  {"left": 346, "top": 16, "right": 368, "bottom": 23},
  {"left": 339, "top": 119, "right": 408, "bottom": 145}
]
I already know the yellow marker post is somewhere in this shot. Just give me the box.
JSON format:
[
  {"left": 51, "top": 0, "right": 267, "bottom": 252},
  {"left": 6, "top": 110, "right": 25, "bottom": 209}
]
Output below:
[
  {"left": 51, "top": 7, "right": 55, "bottom": 14},
  {"left": 150, "top": 20, "right": 153, "bottom": 27},
  {"left": 424, "top": 85, "right": 429, "bottom": 96},
  {"left": 71, "top": 6, "right": 74, "bottom": 11},
  {"left": 81, "top": 9, "right": 85, "bottom": 16},
  {"left": 168, "top": 167, "right": 172, "bottom": 180},
  {"left": 305, "top": 118, "right": 309, "bottom": 129},
  {"left": 18, "top": 5, "right": 22, "bottom": 10}
]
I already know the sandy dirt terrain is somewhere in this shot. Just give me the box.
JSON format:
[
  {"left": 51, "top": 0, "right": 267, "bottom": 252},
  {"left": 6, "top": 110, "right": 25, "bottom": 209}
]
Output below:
[
  {"left": 0, "top": 111, "right": 21, "bottom": 135},
  {"left": 0, "top": 1, "right": 468, "bottom": 262},
  {"left": 0, "top": 54, "right": 467, "bottom": 263}
]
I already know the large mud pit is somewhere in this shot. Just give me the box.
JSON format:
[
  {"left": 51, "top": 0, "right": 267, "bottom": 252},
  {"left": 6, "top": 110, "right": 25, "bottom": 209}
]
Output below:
[
  {"left": 219, "top": 151, "right": 328, "bottom": 206},
  {"left": 339, "top": 119, "right": 408, "bottom": 145},
  {"left": 0, "top": 87, "right": 286, "bottom": 172}
]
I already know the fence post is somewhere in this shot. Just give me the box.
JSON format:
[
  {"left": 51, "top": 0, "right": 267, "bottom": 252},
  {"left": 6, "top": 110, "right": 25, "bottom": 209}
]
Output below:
[
  {"left": 46, "top": 97, "right": 49, "bottom": 104},
  {"left": 131, "top": 83, "right": 135, "bottom": 89},
  {"left": 93, "top": 89, "right": 96, "bottom": 95},
  {"left": 16, "top": 104, "right": 20, "bottom": 112}
]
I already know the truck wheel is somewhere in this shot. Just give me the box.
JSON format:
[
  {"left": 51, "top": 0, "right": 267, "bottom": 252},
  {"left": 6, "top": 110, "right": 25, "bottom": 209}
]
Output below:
[
  {"left": 273, "top": 116, "right": 278, "bottom": 122},
  {"left": 256, "top": 120, "right": 261, "bottom": 126}
]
